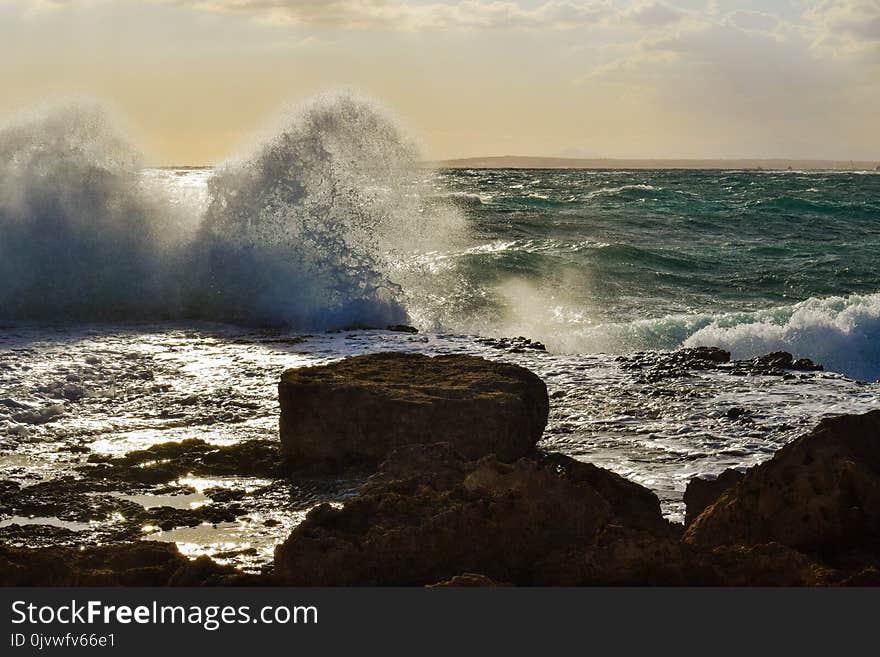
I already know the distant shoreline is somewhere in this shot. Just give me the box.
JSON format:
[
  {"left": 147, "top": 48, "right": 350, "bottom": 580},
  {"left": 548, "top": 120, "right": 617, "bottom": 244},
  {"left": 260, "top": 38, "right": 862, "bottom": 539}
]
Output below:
[
  {"left": 426, "top": 156, "right": 880, "bottom": 171},
  {"left": 154, "top": 157, "right": 880, "bottom": 171}
]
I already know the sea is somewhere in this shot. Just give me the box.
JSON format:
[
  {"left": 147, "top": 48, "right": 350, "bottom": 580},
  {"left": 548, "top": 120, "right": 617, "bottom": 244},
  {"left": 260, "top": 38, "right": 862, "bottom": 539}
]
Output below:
[{"left": 1, "top": 96, "right": 879, "bottom": 569}]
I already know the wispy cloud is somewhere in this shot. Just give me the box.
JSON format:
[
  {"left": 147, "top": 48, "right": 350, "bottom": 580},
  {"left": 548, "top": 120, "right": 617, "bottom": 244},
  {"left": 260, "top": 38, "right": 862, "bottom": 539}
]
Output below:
[
  {"left": 806, "top": 0, "right": 880, "bottom": 57},
  {"left": 153, "top": 0, "right": 615, "bottom": 30}
]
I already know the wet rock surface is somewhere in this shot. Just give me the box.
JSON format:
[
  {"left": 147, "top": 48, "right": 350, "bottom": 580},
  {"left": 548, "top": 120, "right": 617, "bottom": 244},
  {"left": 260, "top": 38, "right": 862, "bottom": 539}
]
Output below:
[
  {"left": 278, "top": 352, "right": 549, "bottom": 466},
  {"left": 0, "top": 438, "right": 360, "bottom": 565},
  {"left": 617, "top": 347, "right": 824, "bottom": 383},
  {"left": 474, "top": 336, "right": 547, "bottom": 353},
  {"left": 0, "top": 542, "right": 265, "bottom": 586}
]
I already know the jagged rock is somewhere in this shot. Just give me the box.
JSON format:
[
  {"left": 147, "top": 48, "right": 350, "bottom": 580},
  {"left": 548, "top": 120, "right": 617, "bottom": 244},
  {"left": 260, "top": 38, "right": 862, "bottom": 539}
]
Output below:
[
  {"left": 618, "top": 347, "right": 824, "bottom": 382},
  {"left": 278, "top": 353, "right": 549, "bottom": 466},
  {"left": 536, "top": 533, "right": 838, "bottom": 586},
  {"left": 746, "top": 351, "right": 797, "bottom": 369},
  {"left": 618, "top": 347, "right": 731, "bottom": 382},
  {"left": 274, "top": 444, "right": 672, "bottom": 586},
  {"left": 685, "top": 410, "right": 880, "bottom": 569},
  {"left": 704, "top": 543, "right": 837, "bottom": 586},
  {"left": 475, "top": 336, "right": 547, "bottom": 352},
  {"left": 533, "top": 526, "right": 698, "bottom": 586},
  {"left": 684, "top": 469, "right": 745, "bottom": 526},
  {"left": 733, "top": 351, "right": 824, "bottom": 375}
]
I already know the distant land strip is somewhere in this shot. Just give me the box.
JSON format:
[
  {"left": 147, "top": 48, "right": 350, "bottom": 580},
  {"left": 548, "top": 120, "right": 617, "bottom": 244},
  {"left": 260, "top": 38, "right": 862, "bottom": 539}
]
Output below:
[{"left": 427, "top": 156, "right": 880, "bottom": 171}]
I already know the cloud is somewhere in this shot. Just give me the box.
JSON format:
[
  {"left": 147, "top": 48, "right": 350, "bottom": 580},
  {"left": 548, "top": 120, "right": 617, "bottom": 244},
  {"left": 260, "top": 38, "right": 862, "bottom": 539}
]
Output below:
[
  {"left": 620, "top": 1, "right": 686, "bottom": 27},
  {"left": 155, "top": 0, "right": 616, "bottom": 30},
  {"left": 725, "top": 10, "right": 782, "bottom": 37},
  {"left": 806, "top": 0, "right": 880, "bottom": 57}
]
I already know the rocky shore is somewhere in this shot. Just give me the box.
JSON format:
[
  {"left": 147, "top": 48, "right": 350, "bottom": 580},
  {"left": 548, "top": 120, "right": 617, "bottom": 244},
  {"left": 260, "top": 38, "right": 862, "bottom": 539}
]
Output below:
[{"left": 2, "top": 349, "right": 879, "bottom": 586}]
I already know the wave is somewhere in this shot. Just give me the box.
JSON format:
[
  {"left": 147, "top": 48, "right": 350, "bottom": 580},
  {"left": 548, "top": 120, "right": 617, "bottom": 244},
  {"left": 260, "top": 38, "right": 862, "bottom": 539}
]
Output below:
[
  {"left": 0, "top": 94, "right": 466, "bottom": 328},
  {"left": 0, "top": 103, "right": 188, "bottom": 319},
  {"left": 585, "top": 184, "right": 658, "bottom": 200},
  {"left": 453, "top": 285, "right": 880, "bottom": 381},
  {"left": 684, "top": 293, "right": 880, "bottom": 381},
  {"left": 187, "top": 92, "right": 423, "bottom": 328}
]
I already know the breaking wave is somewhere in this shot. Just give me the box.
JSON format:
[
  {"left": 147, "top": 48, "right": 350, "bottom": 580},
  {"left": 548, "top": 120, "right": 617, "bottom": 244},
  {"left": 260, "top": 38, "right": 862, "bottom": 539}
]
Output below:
[
  {"left": 684, "top": 293, "right": 880, "bottom": 381},
  {"left": 0, "top": 103, "right": 185, "bottom": 319},
  {"left": 0, "top": 94, "right": 465, "bottom": 328},
  {"left": 458, "top": 285, "right": 880, "bottom": 381}
]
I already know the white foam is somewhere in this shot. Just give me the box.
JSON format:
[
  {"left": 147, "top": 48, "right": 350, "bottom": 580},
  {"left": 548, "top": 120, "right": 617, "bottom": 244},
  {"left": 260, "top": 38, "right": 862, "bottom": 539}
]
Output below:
[{"left": 685, "top": 292, "right": 880, "bottom": 380}]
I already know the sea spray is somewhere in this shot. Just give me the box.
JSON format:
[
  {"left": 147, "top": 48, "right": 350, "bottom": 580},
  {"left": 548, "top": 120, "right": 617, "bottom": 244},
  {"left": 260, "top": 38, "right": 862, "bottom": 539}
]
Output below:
[
  {"left": 0, "top": 103, "right": 185, "bottom": 319},
  {"left": 190, "top": 92, "right": 466, "bottom": 328},
  {"left": 0, "top": 94, "right": 468, "bottom": 328}
]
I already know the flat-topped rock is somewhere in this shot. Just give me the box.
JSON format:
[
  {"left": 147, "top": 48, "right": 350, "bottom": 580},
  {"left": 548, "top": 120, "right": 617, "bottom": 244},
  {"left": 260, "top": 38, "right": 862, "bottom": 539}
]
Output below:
[{"left": 278, "top": 352, "right": 549, "bottom": 466}]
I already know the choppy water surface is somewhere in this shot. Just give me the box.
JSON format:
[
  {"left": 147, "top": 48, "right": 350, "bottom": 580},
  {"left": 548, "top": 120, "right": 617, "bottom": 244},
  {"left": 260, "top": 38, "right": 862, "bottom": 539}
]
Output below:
[{"left": 2, "top": 324, "right": 878, "bottom": 569}]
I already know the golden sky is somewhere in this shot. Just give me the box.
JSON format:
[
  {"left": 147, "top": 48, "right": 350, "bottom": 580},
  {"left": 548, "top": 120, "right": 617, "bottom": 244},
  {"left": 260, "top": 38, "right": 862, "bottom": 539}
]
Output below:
[{"left": 1, "top": 0, "right": 878, "bottom": 164}]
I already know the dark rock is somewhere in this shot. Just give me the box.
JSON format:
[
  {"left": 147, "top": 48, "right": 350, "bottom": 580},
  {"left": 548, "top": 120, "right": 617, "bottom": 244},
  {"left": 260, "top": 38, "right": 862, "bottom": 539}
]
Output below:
[
  {"left": 428, "top": 573, "right": 502, "bottom": 587},
  {"left": 703, "top": 543, "right": 837, "bottom": 586},
  {"left": 83, "top": 438, "right": 284, "bottom": 484},
  {"left": 278, "top": 353, "right": 549, "bottom": 466},
  {"left": 747, "top": 351, "right": 795, "bottom": 369},
  {"left": 685, "top": 410, "right": 880, "bottom": 569},
  {"left": 619, "top": 347, "right": 730, "bottom": 382},
  {"left": 536, "top": 533, "right": 839, "bottom": 586},
  {"left": 274, "top": 444, "right": 672, "bottom": 586},
  {"left": 475, "top": 336, "right": 547, "bottom": 352},
  {"left": 387, "top": 325, "right": 419, "bottom": 333},
  {"left": 732, "top": 351, "right": 823, "bottom": 375},
  {"left": 534, "top": 526, "right": 700, "bottom": 586},
  {"left": 684, "top": 469, "right": 745, "bottom": 526},
  {"left": 0, "top": 542, "right": 259, "bottom": 586},
  {"left": 536, "top": 452, "right": 670, "bottom": 534},
  {"left": 724, "top": 407, "right": 748, "bottom": 420}
]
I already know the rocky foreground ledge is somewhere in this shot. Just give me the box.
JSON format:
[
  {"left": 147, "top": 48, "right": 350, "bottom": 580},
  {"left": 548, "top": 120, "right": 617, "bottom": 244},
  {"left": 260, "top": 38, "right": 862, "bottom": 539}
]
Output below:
[{"left": 2, "top": 350, "right": 879, "bottom": 586}]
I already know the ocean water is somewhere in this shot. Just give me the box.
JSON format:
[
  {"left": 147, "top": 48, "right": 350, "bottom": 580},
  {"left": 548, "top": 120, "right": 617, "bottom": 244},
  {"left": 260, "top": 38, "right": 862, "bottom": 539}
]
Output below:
[{"left": 1, "top": 96, "right": 879, "bottom": 568}]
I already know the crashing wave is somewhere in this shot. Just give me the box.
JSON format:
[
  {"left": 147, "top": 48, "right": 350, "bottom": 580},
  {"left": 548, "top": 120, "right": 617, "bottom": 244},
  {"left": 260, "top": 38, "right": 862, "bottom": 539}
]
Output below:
[{"left": 0, "top": 94, "right": 465, "bottom": 328}]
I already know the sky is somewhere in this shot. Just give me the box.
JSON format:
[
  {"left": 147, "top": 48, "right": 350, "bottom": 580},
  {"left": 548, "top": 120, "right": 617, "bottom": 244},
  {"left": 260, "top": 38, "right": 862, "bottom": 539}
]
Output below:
[{"left": 0, "top": 0, "right": 878, "bottom": 164}]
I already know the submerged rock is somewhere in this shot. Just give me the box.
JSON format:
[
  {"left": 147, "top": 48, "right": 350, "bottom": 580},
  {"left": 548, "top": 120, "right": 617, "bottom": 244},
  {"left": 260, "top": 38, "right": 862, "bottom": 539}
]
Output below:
[
  {"left": 274, "top": 444, "right": 674, "bottom": 586},
  {"left": 685, "top": 410, "right": 880, "bottom": 569},
  {"left": 278, "top": 352, "right": 549, "bottom": 466}
]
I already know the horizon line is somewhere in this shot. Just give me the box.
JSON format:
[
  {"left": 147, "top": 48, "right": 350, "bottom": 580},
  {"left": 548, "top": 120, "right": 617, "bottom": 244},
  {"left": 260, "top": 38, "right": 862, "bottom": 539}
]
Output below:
[{"left": 153, "top": 155, "right": 880, "bottom": 171}]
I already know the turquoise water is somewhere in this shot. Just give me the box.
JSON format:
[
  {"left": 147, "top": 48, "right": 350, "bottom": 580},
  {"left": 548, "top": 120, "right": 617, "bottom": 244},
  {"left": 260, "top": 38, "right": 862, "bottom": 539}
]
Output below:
[
  {"left": 438, "top": 169, "right": 879, "bottom": 318},
  {"left": 423, "top": 169, "right": 880, "bottom": 379}
]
